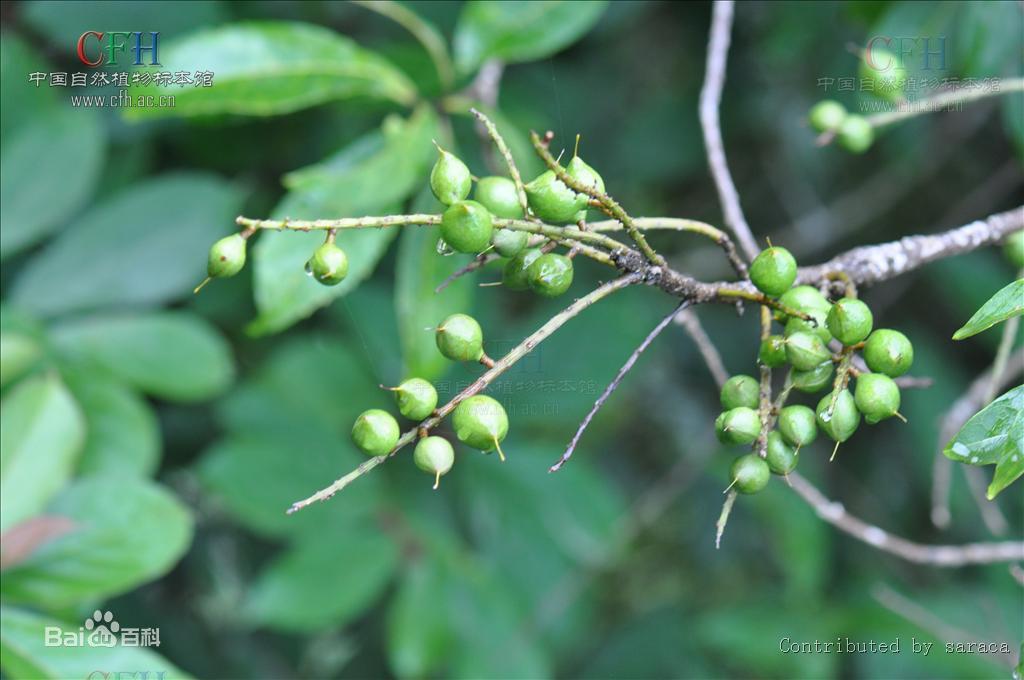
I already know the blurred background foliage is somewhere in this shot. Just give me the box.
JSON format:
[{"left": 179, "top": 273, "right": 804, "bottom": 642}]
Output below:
[{"left": 0, "top": 1, "right": 1021, "bottom": 678}]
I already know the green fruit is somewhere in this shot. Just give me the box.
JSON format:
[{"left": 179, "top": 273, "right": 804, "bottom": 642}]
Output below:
[
  {"left": 860, "top": 47, "right": 907, "bottom": 102},
  {"left": 778, "top": 285, "right": 831, "bottom": 320},
  {"left": 854, "top": 373, "right": 901, "bottom": 424},
  {"left": 809, "top": 100, "right": 847, "bottom": 132},
  {"left": 352, "top": 409, "right": 400, "bottom": 457},
  {"left": 475, "top": 176, "right": 523, "bottom": 218},
  {"left": 816, "top": 389, "right": 860, "bottom": 443},
  {"left": 778, "top": 405, "right": 818, "bottom": 447},
  {"left": 502, "top": 248, "right": 542, "bottom": 291},
  {"left": 714, "top": 411, "right": 728, "bottom": 442},
  {"left": 414, "top": 436, "right": 455, "bottom": 489},
  {"left": 440, "top": 200, "right": 493, "bottom": 254},
  {"left": 436, "top": 313, "right": 484, "bottom": 362},
  {"left": 759, "top": 335, "right": 787, "bottom": 368},
  {"left": 792, "top": 361, "right": 834, "bottom": 393},
  {"left": 716, "top": 407, "right": 761, "bottom": 445},
  {"left": 452, "top": 395, "right": 508, "bottom": 457},
  {"left": 566, "top": 156, "right": 604, "bottom": 222},
  {"left": 826, "top": 297, "right": 873, "bottom": 346},
  {"left": 863, "top": 329, "right": 914, "bottom": 377},
  {"left": 527, "top": 253, "right": 574, "bottom": 297},
  {"left": 785, "top": 331, "right": 831, "bottom": 371},
  {"left": 207, "top": 234, "right": 247, "bottom": 278},
  {"left": 785, "top": 316, "right": 832, "bottom": 345},
  {"left": 721, "top": 374, "right": 760, "bottom": 410},
  {"left": 491, "top": 228, "right": 529, "bottom": 258},
  {"left": 749, "top": 246, "right": 798, "bottom": 297},
  {"left": 525, "top": 170, "right": 586, "bottom": 223},
  {"left": 305, "top": 242, "right": 349, "bottom": 285},
  {"left": 766, "top": 431, "right": 799, "bottom": 475},
  {"left": 393, "top": 378, "right": 438, "bottom": 421},
  {"left": 730, "top": 454, "right": 771, "bottom": 494},
  {"left": 837, "top": 115, "right": 873, "bottom": 153},
  {"left": 1004, "top": 230, "right": 1024, "bottom": 268},
  {"left": 430, "top": 147, "right": 471, "bottom": 205}
]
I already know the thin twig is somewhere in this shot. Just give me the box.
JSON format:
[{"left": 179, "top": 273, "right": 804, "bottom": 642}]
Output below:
[
  {"left": 351, "top": 1, "right": 454, "bottom": 92},
  {"left": 863, "top": 77, "right": 1024, "bottom": 129},
  {"left": 716, "top": 490, "right": 739, "bottom": 549},
  {"left": 590, "top": 217, "right": 747, "bottom": 278},
  {"left": 551, "top": 301, "right": 688, "bottom": 472},
  {"left": 435, "top": 253, "right": 499, "bottom": 293},
  {"left": 674, "top": 308, "right": 729, "bottom": 388},
  {"left": 470, "top": 108, "right": 530, "bottom": 216}
]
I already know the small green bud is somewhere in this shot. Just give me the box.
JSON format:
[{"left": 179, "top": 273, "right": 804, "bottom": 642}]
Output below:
[
  {"left": 716, "top": 407, "right": 762, "bottom": 445},
  {"left": 1004, "top": 230, "right": 1024, "bottom": 268},
  {"left": 837, "top": 115, "right": 873, "bottom": 153},
  {"left": 435, "top": 313, "right": 484, "bottom": 362},
  {"left": 758, "top": 335, "right": 787, "bottom": 368},
  {"left": 854, "top": 373, "right": 901, "bottom": 424},
  {"left": 749, "top": 246, "right": 798, "bottom": 297},
  {"left": 352, "top": 409, "right": 400, "bottom": 457},
  {"left": 440, "top": 200, "right": 493, "bottom": 254},
  {"left": 785, "top": 331, "right": 832, "bottom": 371},
  {"left": 393, "top": 378, "right": 438, "bottom": 421},
  {"left": 491, "top": 228, "right": 529, "bottom": 258},
  {"left": 475, "top": 176, "right": 523, "bottom": 218},
  {"left": 778, "top": 405, "right": 818, "bottom": 448},
  {"left": 430, "top": 147, "right": 471, "bottom": 206},
  {"left": 208, "top": 233, "right": 247, "bottom": 278},
  {"left": 721, "top": 374, "right": 760, "bottom": 410},
  {"left": 859, "top": 47, "right": 907, "bottom": 102},
  {"left": 816, "top": 389, "right": 860, "bottom": 443},
  {"left": 808, "top": 100, "right": 847, "bottom": 132},
  {"left": 413, "top": 436, "right": 455, "bottom": 489},
  {"left": 766, "top": 431, "right": 799, "bottom": 475},
  {"left": 305, "top": 242, "right": 349, "bottom": 286},
  {"left": 527, "top": 252, "right": 574, "bottom": 298},
  {"left": 792, "top": 361, "right": 835, "bottom": 393},
  {"left": 452, "top": 395, "right": 509, "bottom": 457},
  {"left": 826, "top": 297, "right": 873, "bottom": 346},
  {"left": 525, "top": 170, "right": 586, "bottom": 224},
  {"left": 863, "top": 329, "right": 914, "bottom": 377},
  {"left": 502, "top": 248, "right": 542, "bottom": 291},
  {"left": 730, "top": 454, "right": 771, "bottom": 494}
]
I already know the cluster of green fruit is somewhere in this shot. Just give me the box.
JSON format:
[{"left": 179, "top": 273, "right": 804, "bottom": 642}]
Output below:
[
  {"left": 204, "top": 229, "right": 351, "bottom": 288},
  {"left": 718, "top": 245, "right": 915, "bottom": 494}
]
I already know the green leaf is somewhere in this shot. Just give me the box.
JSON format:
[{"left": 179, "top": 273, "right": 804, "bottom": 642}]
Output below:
[
  {"left": 0, "top": 373, "right": 83, "bottom": 532},
  {"left": 51, "top": 311, "right": 234, "bottom": 402},
  {"left": 944, "top": 385, "right": 1023, "bottom": 499},
  {"left": 0, "top": 332, "right": 43, "bottom": 388},
  {"left": 10, "top": 173, "right": 244, "bottom": 317},
  {"left": 0, "top": 477, "right": 193, "bottom": 608},
  {"left": 249, "top": 106, "right": 438, "bottom": 335},
  {"left": 454, "top": 1, "right": 607, "bottom": 76},
  {"left": 387, "top": 560, "right": 455, "bottom": 678},
  {"left": 0, "top": 606, "right": 192, "bottom": 680},
  {"left": 1, "top": 31, "right": 58, "bottom": 141},
  {"left": 1, "top": 108, "right": 106, "bottom": 259},
  {"left": 952, "top": 279, "right": 1024, "bottom": 340},
  {"left": 125, "top": 22, "right": 416, "bottom": 119},
  {"left": 243, "top": 528, "right": 399, "bottom": 632}
]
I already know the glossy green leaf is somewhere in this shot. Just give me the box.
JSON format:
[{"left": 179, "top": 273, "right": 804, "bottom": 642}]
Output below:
[
  {"left": 10, "top": 173, "right": 244, "bottom": 317},
  {"left": 387, "top": 560, "right": 455, "bottom": 678},
  {"left": 0, "top": 477, "right": 193, "bottom": 608},
  {"left": 0, "top": 31, "right": 58, "bottom": 141},
  {"left": 1, "top": 108, "right": 106, "bottom": 259},
  {"left": 952, "top": 279, "right": 1023, "bottom": 340},
  {"left": 944, "top": 385, "right": 1023, "bottom": 499},
  {"left": 125, "top": 22, "right": 416, "bottom": 119},
  {"left": 249, "top": 107, "right": 438, "bottom": 335},
  {"left": 51, "top": 311, "right": 234, "bottom": 402},
  {"left": 0, "top": 332, "right": 43, "bottom": 388},
  {"left": 0, "top": 374, "right": 83, "bottom": 532},
  {"left": 454, "top": 1, "right": 607, "bottom": 75},
  {"left": 0, "top": 606, "right": 192, "bottom": 680}
]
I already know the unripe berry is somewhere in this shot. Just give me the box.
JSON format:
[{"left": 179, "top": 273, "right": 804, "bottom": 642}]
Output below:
[
  {"left": 436, "top": 313, "right": 484, "bottom": 362},
  {"left": 816, "top": 389, "right": 860, "bottom": 443},
  {"left": 475, "top": 176, "right": 523, "bottom": 219},
  {"left": 759, "top": 335, "right": 787, "bottom": 368},
  {"left": 208, "top": 233, "right": 247, "bottom": 278},
  {"left": 430, "top": 147, "right": 471, "bottom": 206},
  {"left": 785, "top": 316, "right": 832, "bottom": 345},
  {"left": 837, "top": 115, "right": 873, "bottom": 153},
  {"left": 566, "top": 155, "right": 604, "bottom": 222},
  {"left": 863, "top": 329, "right": 914, "bottom": 377},
  {"left": 392, "top": 378, "right": 438, "bottom": 421},
  {"left": 527, "top": 253, "right": 574, "bottom": 297},
  {"left": 440, "top": 200, "right": 493, "bottom": 254},
  {"left": 305, "top": 242, "right": 349, "bottom": 285},
  {"left": 778, "top": 285, "right": 832, "bottom": 327},
  {"left": 502, "top": 248, "right": 542, "bottom": 291},
  {"left": 792, "top": 361, "right": 834, "bottom": 393},
  {"left": 777, "top": 405, "right": 818, "bottom": 448},
  {"left": 730, "top": 454, "right": 770, "bottom": 494},
  {"left": 854, "top": 373, "right": 901, "bottom": 424},
  {"left": 785, "top": 331, "right": 832, "bottom": 371},
  {"left": 1004, "top": 230, "right": 1024, "bottom": 268},
  {"left": 525, "top": 170, "right": 587, "bottom": 223},
  {"left": 414, "top": 436, "right": 455, "bottom": 489},
  {"left": 452, "top": 395, "right": 508, "bottom": 457},
  {"left": 808, "top": 100, "right": 847, "bottom": 132},
  {"left": 491, "top": 228, "right": 529, "bottom": 258},
  {"left": 721, "top": 374, "right": 760, "bottom": 410},
  {"left": 826, "top": 297, "right": 873, "bottom": 346},
  {"left": 716, "top": 407, "right": 761, "bottom": 445},
  {"left": 352, "top": 409, "right": 400, "bottom": 457},
  {"left": 749, "top": 246, "right": 797, "bottom": 297},
  {"left": 766, "top": 431, "right": 799, "bottom": 475},
  {"left": 859, "top": 47, "right": 907, "bottom": 102}
]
